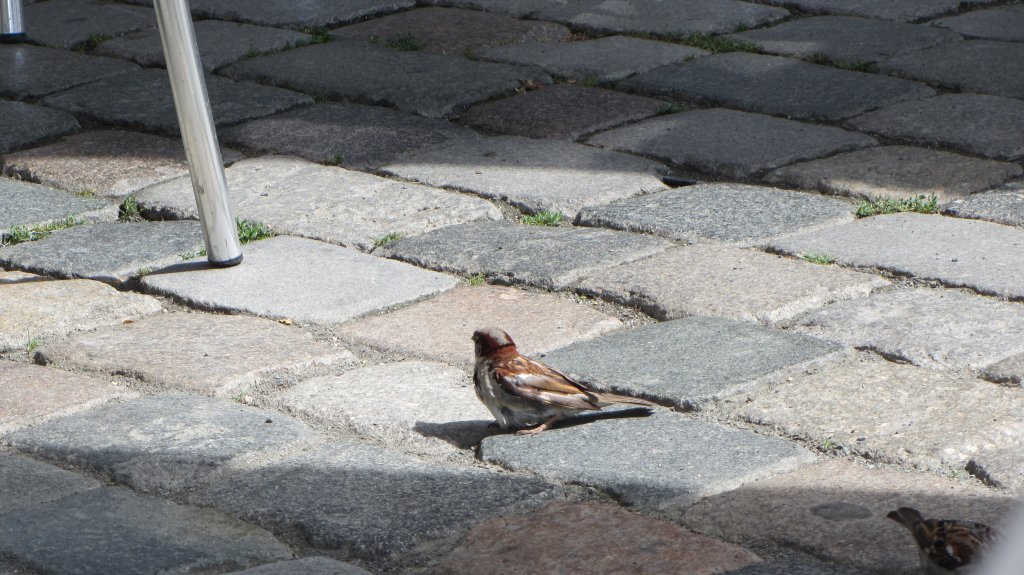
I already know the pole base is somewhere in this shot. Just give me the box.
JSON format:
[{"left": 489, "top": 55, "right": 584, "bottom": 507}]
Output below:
[
  {"left": 208, "top": 253, "right": 242, "bottom": 268},
  {"left": 1, "top": 32, "right": 26, "bottom": 43}
]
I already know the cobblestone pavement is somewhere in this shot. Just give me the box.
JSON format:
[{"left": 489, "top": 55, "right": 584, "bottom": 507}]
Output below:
[{"left": 2, "top": 1, "right": 1023, "bottom": 574}]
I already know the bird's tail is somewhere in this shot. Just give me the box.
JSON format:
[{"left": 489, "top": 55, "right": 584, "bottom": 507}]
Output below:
[{"left": 593, "top": 392, "right": 656, "bottom": 408}]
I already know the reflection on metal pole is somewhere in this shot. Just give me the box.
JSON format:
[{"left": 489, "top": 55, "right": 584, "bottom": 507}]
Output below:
[
  {"left": 153, "top": 0, "right": 242, "bottom": 267},
  {"left": 1, "top": 0, "right": 25, "bottom": 43}
]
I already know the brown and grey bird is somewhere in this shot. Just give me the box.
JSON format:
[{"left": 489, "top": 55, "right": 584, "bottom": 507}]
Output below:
[
  {"left": 472, "top": 327, "right": 655, "bottom": 435},
  {"left": 887, "top": 506, "right": 999, "bottom": 574}
]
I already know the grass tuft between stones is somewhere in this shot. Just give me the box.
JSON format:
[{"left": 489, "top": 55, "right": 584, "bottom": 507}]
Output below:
[
  {"left": 856, "top": 195, "right": 938, "bottom": 218},
  {"left": 468, "top": 273, "right": 486, "bottom": 286},
  {"left": 808, "top": 53, "right": 873, "bottom": 73},
  {"left": 800, "top": 253, "right": 836, "bottom": 265},
  {"left": 74, "top": 33, "right": 112, "bottom": 53},
  {"left": 372, "top": 231, "right": 405, "bottom": 249},
  {"left": 119, "top": 195, "right": 142, "bottom": 223},
  {"left": 181, "top": 218, "right": 273, "bottom": 260},
  {"left": 634, "top": 31, "right": 762, "bottom": 54},
  {"left": 2, "top": 215, "right": 84, "bottom": 247},
  {"left": 520, "top": 210, "right": 564, "bottom": 226}
]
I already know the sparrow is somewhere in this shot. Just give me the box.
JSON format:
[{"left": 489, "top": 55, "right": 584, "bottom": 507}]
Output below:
[
  {"left": 471, "top": 327, "right": 655, "bottom": 435},
  {"left": 887, "top": 506, "right": 999, "bottom": 574}
]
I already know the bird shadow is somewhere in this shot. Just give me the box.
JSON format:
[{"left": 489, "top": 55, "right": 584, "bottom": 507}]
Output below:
[{"left": 415, "top": 407, "right": 655, "bottom": 447}]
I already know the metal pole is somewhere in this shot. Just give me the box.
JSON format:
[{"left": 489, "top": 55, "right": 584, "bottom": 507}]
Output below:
[
  {"left": 1, "top": 0, "right": 25, "bottom": 43},
  {"left": 153, "top": 0, "right": 242, "bottom": 267}
]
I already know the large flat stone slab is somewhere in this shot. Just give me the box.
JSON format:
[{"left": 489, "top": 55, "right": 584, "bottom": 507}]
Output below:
[
  {"left": 729, "top": 357, "right": 1024, "bottom": 472},
  {"left": 757, "top": 0, "right": 999, "bottom": 21},
  {"left": 0, "top": 44, "right": 140, "bottom": 99},
  {"left": 382, "top": 135, "right": 668, "bottom": 217},
  {"left": 41, "top": 68, "right": 312, "bottom": 135},
  {"left": 381, "top": 221, "right": 671, "bottom": 290},
  {"left": 191, "top": 441, "right": 561, "bottom": 566},
  {"left": 0, "top": 278, "right": 162, "bottom": 353},
  {"left": 481, "top": 410, "right": 815, "bottom": 514},
  {"left": 618, "top": 53, "right": 935, "bottom": 122},
  {"left": 38, "top": 312, "right": 358, "bottom": 397},
  {"left": 0, "top": 100, "right": 80, "bottom": 155},
  {"left": 579, "top": 245, "right": 887, "bottom": 323},
  {"left": 0, "top": 453, "right": 100, "bottom": 515},
  {"left": 23, "top": 0, "right": 155, "bottom": 49},
  {"left": 684, "top": 460, "right": 1018, "bottom": 573},
  {"left": 477, "top": 35, "right": 705, "bottom": 83},
  {"left": 336, "top": 285, "right": 621, "bottom": 366},
  {"left": 846, "top": 93, "right": 1024, "bottom": 160},
  {"left": 575, "top": 182, "right": 855, "bottom": 245},
  {"left": 435, "top": 500, "right": 762, "bottom": 575},
  {"left": 538, "top": 316, "right": 843, "bottom": 408},
  {"left": 719, "top": 560, "right": 872, "bottom": 575},
  {"left": 765, "top": 145, "right": 1023, "bottom": 202},
  {"left": 0, "top": 487, "right": 290, "bottom": 575},
  {"left": 879, "top": 40, "right": 1024, "bottom": 99},
  {"left": 220, "top": 39, "right": 551, "bottom": 119},
  {"left": 766, "top": 213, "right": 1024, "bottom": 299},
  {"left": 533, "top": 0, "right": 789, "bottom": 35},
  {"left": 0, "top": 178, "right": 113, "bottom": 230},
  {"left": 942, "top": 186, "right": 1024, "bottom": 228},
  {"left": 219, "top": 102, "right": 479, "bottom": 170},
  {"left": 137, "top": 156, "right": 500, "bottom": 251},
  {"left": 934, "top": 4, "right": 1024, "bottom": 42},
  {"left": 226, "top": 557, "right": 373, "bottom": 575},
  {"left": 5, "top": 394, "right": 315, "bottom": 492},
  {"left": 2, "top": 130, "right": 241, "bottom": 198},
  {"left": 587, "top": 108, "right": 877, "bottom": 178},
  {"left": 185, "top": 0, "right": 415, "bottom": 28},
  {"left": 0, "top": 221, "right": 204, "bottom": 284},
  {"left": 793, "top": 288, "right": 1024, "bottom": 371},
  {"left": 142, "top": 236, "right": 458, "bottom": 324}
]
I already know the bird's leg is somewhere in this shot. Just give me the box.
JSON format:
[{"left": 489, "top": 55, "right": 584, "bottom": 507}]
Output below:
[{"left": 515, "top": 415, "right": 560, "bottom": 436}]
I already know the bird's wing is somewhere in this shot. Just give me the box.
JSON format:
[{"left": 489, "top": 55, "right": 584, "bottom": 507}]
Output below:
[
  {"left": 920, "top": 520, "right": 994, "bottom": 570},
  {"left": 493, "top": 356, "right": 601, "bottom": 411}
]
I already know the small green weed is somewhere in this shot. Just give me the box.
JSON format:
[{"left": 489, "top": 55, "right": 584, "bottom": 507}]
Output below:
[
  {"left": 820, "top": 437, "right": 839, "bottom": 451},
  {"left": 657, "top": 101, "right": 686, "bottom": 115},
  {"left": 372, "top": 232, "right": 404, "bottom": 249},
  {"left": 236, "top": 219, "right": 275, "bottom": 244},
  {"left": 75, "top": 189, "right": 97, "bottom": 198},
  {"left": 520, "top": 211, "right": 564, "bottom": 226},
  {"left": 800, "top": 253, "right": 836, "bottom": 265},
  {"left": 468, "top": 273, "right": 486, "bottom": 286},
  {"left": 578, "top": 76, "right": 600, "bottom": 88},
  {"left": 809, "top": 53, "right": 873, "bottom": 72},
  {"left": 74, "top": 33, "right": 112, "bottom": 52},
  {"left": 119, "top": 195, "right": 142, "bottom": 222},
  {"left": 324, "top": 154, "right": 345, "bottom": 166},
  {"left": 385, "top": 33, "right": 425, "bottom": 51},
  {"left": 856, "top": 195, "right": 938, "bottom": 218},
  {"left": 180, "top": 247, "right": 208, "bottom": 260},
  {"left": 303, "top": 26, "right": 332, "bottom": 44},
  {"left": 26, "top": 337, "right": 42, "bottom": 354},
  {"left": 2, "top": 216, "right": 82, "bottom": 247},
  {"left": 642, "top": 31, "right": 761, "bottom": 53}
]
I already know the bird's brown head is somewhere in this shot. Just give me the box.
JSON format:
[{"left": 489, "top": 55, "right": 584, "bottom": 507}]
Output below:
[{"left": 472, "top": 327, "right": 517, "bottom": 358}]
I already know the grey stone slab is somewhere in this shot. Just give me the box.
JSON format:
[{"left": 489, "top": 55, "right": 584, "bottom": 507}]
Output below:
[
  {"left": 723, "top": 560, "right": 873, "bottom": 575},
  {"left": 38, "top": 312, "right": 358, "bottom": 397},
  {"left": 0, "top": 453, "right": 100, "bottom": 515},
  {"left": 0, "top": 178, "right": 113, "bottom": 231},
  {"left": 23, "top": 0, "right": 155, "bottom": 49},
  {"left": 459, "top": 84, "right": 665, "bottom": 140},
  {"left": 191, "top": 442, "right": 561, "bottom": 565},
  {"left": 794, "top": 288, "right": 1024, "bottom": 371},
  {"left": 225, "top": 557, "right": 373, "bottom": 575},
  {"left": 5, "top": 394, "right": 314, "bottom": 492},
  {"left": 533, "top": 0, "right": 789, "bottom": 35},
  {"left": 587, "top": 108, "right": 877, "bottom": 179},
  {"left": 934, "top": 5, "right": 1024, "bottom": 42},
  {"left": 757, "top": 0, "right": 1000, "bottom": 22},
  {"left": 575, "top": 182, "right": 856, "bottom": 245},
  {"left": 220, "top": 39, "right": 551, "bottom": 119},
  {"left": 41, "top": 68, "right": 312, "bottom": 135},
  {"left": 0, "top": 221, "right": 204, "bottom": 284},
  {"left": 618, "top": 52, "right": 935, "bottom": 122},
  {"left": 381, "top": 221, "right": 671, "bottom": 290},
  {"left": 942, "top": 187, "right": 1024, "bottom": 228},
  {"left": 477, "top": 35, "right": 706, "bottom": 83},
  {"left": 96, "top": 19, "right": 310, "bottom": 72},
  {"left": 0, "top": 487, "right": 290, "bottom": 575},
  {"left": 0, "top": 44, "right": 140, "bottom": 100},
  {"left": 381, "top": 135, "right": 668, "bottom": 218},
  {"left": 186, "top": 0, "right": 415, "bottom": 28},
  {"left": 727, "top": 15, "right": 961, "bottom": 64},
  {"left": 983, "top": 353, "right": 1024, "bottom": 386},
  {"left": 418, "top": 0, "right": 563, "bottom": 18},
  {"left": 766, "top": 213, "right": 1024, "bottom": 300},
  {"left": 765, "top": 145, "right": 1023, "bottom": 202},
  {"left": 0, "top": 100, "right": 80, "bottom": 155},
  {"left": 480, "top": 410, "right": 814, "bottom": 514},
  {"left": 142, "top": 235, "right": 458, "bottom": 324},
  {"left": 137, "top": 156, "right": 501, "bottom": 251},
  {"left": 539, "top": 316, "right": 843, "bottom": 408},
  {"left": 879, "top": 40, "right": 1024, "bottom": 99},
  {"left": 846, "top": 93, "right": 1024, "bottom": 160},
  {"left": 968, "top": 445, "right": 1024, "bottom": 492},
  {"left": 332, "top": 7, "right": 570, "bottom": 56},
  {"left": 580, "top": 245, "right": 887, "bottom": 323},
  {"left": 219, "top": 102, "right": 479, "bottom": 170}
]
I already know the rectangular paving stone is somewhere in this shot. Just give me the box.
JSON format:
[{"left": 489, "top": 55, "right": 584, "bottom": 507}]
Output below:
[
  {"left": 419, "top": 0, "right": 564, "bottom": 17},
  {"left": 0, "top": 221, "right": 204, "bottom": 284},
  {"left": 0, "top": 100, "right": 80, "bottom": 155},
  {"left": 879, "top": 40, "right": 1024, "bottom": 99},
  {"left": 730, "top": 357, "right": 1024, "bottom": 472},
  {"left": 0, "top": 487, "right": 291, "bottom": 575},
  {"left": 41, "top": 68, "right": 312, "bottom": 135},
  {"left": 0, "top": 279, "right": 162, "bottom": 353},
  {"left": 220, "top": 39, "right": 551, "bottom": 119},
  {"left": 5, "top": 394, "right": 315, "bottom": 492},
  {"left": 533, "top": 0, "right": 789, "bottom": 35},
  {"left": 219, "top": 102, "right": 480, "bottom": 170},
  {"left": 618, "top": 53, "right": 935, "bottom": 122},
  {"left": 191, "top": 441, "right": 561, "bottom": 566},
  {"left": 0, "top": 178, "right": 114, "bottom": 231},
  {"left": 226, "top": 557, "right": 373, "bottom": 575},
  {"left": 575, "top": 182, "right": 855, "bottom": 245},
  {"left": 336, "top": 285, "right": 621, "bottom": 366},
  {"left": 38, "top": 312, "right": 358, "bottom": 397},
  {"left": 580, "top": 245, "right": 887, "bottom": 323},
  {"left": 0, "top": 44, "right": 140, "bottom": 99},
  {"left": 477, "top": 35, "right": 706, "bottom": 83},
  {"left": 142, "top": 236, "right": 458, "bottom": 324},
  {"left": 587, "top": 108, "right": 877, "bottom": 179},
  {"left": 765, "top": 145, "right": 1023, "bottom": 202},
  {"left": 794, "top": 288, "right": 1024, "bottom": 371},
  {"left": 538, "top": 316, "right": 844, "bottom": 408},
  {"left": 481, "top": 410, "right": 815, "bottom": 514},
  {"left": 184, "top": 0, "right": 415, "bottom": 28},
  {"left": 846, "top": 93, "right": 1024, "bottom": 160},
  {"left": 757, "top": 0, "right": 999, "bottom": 21},
  {"left": 381, "top": 221, "right": 671, "bottom": 290},
  {"left": 382, "top": 135, "right": 668, "bottom": 218},
  {"left": 934, "top": 5, "right": 1024, "bottom": 42},
  {"left": 0, "top": 453, "right": 100, "bottom": 515},
  {"left": 766, "top": 212, "right": 1024, "bottom": 299},
  {"left": 23, "top": 0, "right": 155, "bottom": 49},
  {"left": 942, "top": 186, "right": 1024, "bottom": 228},
  {"left": 684, "top": 460, "right": 1017, "bottom": 573},
  {"left": 968, "top": 445, "right": 1024, "bottom": 492},
  {"left": 137, "top": 156, "right": 501, "bottom": 252}
]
